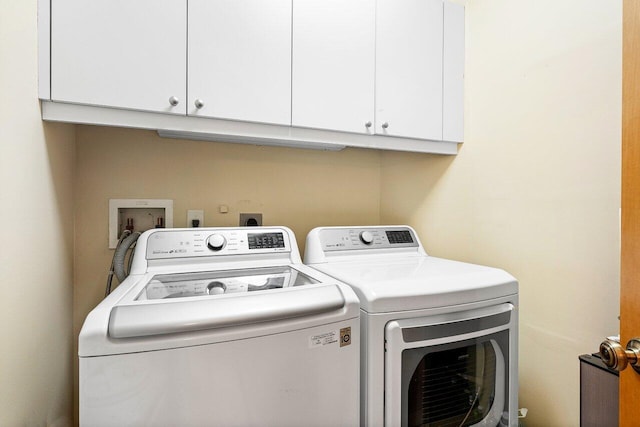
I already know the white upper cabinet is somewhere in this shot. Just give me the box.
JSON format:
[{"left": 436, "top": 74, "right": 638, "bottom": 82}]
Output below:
[
  {"left": 291, "top": 0, "right": 375, "bottom": 134},
  {"left": 50, "top": 0, "right": 186, "bottom": 114},
  {"left": 42, "top": 0, "right": 464, "bottom": 153},
  {"left": 375, "top": 0, "right": 444, "bottom": 140},
  {"left": 188, "top": 0, "right": 292, "bottom": 125},
  {"left": 443, "top": 1, "right": 465, "bottom": 143}
]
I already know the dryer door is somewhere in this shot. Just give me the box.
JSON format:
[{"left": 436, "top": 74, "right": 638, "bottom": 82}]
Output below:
[{"left": 384, "top": 303, "right": 517, "bottom": 427}]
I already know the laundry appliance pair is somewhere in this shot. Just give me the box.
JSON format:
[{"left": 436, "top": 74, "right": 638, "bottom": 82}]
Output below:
[{"left": 79, "top": 225, "right": 518, "bottom": 427}]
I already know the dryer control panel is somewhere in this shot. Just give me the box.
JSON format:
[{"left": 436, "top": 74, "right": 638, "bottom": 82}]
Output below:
[
  {"left": 144, "top": 227, "right": 292, "bottom": 260},
  {"left": 318, "top": 227, "right": 419, "bottom": 252}
]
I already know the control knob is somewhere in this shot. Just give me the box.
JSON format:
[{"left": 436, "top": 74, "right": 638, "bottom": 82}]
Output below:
[
  {"left": 207, "top": 234, "right": 226, "bottom": 251},
  {"left": 359, "top": 231, "right": 374, "bottom": 245}
]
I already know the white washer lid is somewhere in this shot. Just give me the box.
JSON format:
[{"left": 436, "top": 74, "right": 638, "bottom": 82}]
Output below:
[{"left": 309, "top": 256, "right": 518, "bottom": 313}]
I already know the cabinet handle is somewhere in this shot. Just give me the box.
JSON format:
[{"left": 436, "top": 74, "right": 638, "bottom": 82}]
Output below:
[
  {"left": 168, "top": 96, "right": 179, "bottom": 106},
  {"left": 195, "top": 99, "right": 205, "bottom": 109},
  {"left": 365, "top": 121, "right": 372, "bottom": 128},
  {"left": 382, "top": 122, "right": 389, "bottom": 129}
]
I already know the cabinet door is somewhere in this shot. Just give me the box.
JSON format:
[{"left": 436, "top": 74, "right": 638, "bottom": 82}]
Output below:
[
  {"left": 188, "top": 0, "right": 292, "bottom": 125},
  {"left": 443, "top": 1, "right": 465, "bottom": 143},
  {"left": 376, "top": 0, "right": 443, "bottom": 140},
  {"left": 51, "top": 0, "right": 186, "bottom": 114},
  {"left": 292, "top": 0, "right": 375, "bottom": 134}
]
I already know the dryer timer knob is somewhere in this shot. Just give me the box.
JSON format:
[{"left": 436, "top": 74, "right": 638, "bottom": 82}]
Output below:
[
  {"left": 359, "top": 231, "right": 374, "bottom": 245},
  {"left": 207, "top": 234, "right": 226, "bottom": 251}
]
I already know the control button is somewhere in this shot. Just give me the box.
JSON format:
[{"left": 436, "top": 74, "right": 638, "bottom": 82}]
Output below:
[
  {"left": 206, "top": 234, "right": 226, "bottom": 251},
  {"left": 207, "top": 281, "right": 226, "bottom": 295},
  {"left": 359, "top": 231, "right": 374, "bottom": 245}
]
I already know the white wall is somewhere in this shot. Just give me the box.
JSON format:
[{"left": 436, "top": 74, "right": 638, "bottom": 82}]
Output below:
[
  {"left": 380, "top": 1, "right": 622, "bottom": 425},
  {"left": 0, "top": 0, "right": 75, "bottom": 425}
]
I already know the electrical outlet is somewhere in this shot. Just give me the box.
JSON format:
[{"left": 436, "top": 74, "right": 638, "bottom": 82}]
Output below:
[
  {"left": 239, "top": 213, "right": 262, "bottom": 227},
  {"left": 187, "top": 210, "right": 204, "bottom": 227}
]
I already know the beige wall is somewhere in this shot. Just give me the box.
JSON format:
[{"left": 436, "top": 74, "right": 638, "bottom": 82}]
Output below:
[
  {"left": 2, "top": 0, "right": 622, "bottom": 425},
  {"left": 381, "top": 1, "right": 622, "bottom": 426},
  {"left": 74, "top": 126, "right": 381, "bottom": 323},
  {"left": 0, "top": 0, "right": 76, "bottom": 426}
]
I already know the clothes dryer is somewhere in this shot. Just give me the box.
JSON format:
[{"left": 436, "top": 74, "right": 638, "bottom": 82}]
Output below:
[
  {"left": 80, "top": 226, "right": 359, "bottom": 427},
  {"left": 304, "top": 225, "right": 518, "bottom": 427}
]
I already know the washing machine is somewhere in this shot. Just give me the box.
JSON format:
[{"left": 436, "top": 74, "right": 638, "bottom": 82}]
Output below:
[
  {"left": 304, "top": 225, "right": 519, "bottom": 427},
  {"left": 79, "top": 226, "right": 360, "bottom": 427}
]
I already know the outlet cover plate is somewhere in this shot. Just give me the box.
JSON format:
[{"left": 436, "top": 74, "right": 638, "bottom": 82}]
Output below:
[
  {"left": 239, "top": 213, "right": 262, "bottom": 226},
  {"left": 187, "top": 210, "right": 204, "bottom": 227}
]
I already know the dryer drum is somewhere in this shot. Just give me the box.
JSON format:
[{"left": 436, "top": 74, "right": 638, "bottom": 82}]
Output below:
[{"left": 403, "top": 339, "right": 505, "bottom": 427}]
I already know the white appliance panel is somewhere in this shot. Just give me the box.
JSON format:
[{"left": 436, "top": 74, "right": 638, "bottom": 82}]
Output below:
[
  {"left": 81, "top": 318, "right": 359, "bottom": 427},
  {"left": 310, "top": 256, "right": 517, "bottom": 313}
]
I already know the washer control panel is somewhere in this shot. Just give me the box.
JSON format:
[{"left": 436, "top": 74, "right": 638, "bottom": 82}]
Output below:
[
  {"left": 318, "top": 227, "right": 419, "bottom": 252},
  {"left": 146, "top": 228, "right": 291, "bottom": 260}
]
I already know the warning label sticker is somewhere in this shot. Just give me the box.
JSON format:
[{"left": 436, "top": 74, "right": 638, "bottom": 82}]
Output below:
[
  {"left": 309, "top": 330, "right": 338, "bottom": 348},
  {"left": 309, "top": 327, "right": 352, "bottom": 348}
]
